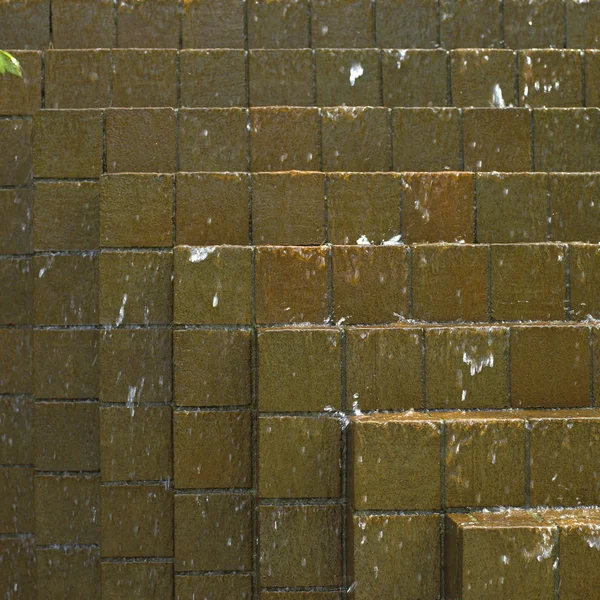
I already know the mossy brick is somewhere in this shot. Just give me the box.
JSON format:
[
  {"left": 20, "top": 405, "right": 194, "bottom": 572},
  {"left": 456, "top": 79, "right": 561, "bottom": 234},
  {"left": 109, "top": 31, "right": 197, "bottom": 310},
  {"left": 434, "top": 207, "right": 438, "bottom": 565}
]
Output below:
[
  {"left": 0, "top": 258, "right": 32, "bottom": 325},
  {"left": 463, "top": 108, "right": 531, "bottom": 172},
  {"left": 476, "top": 173, "right": 548, "bottom": 243},
  {"left": 254, "top": 246, "right": 329, "bottom": 324},
  {"left": 259, "top": 504, "right": 342, "bottom": 587},
  {"left": 116, "top": 0, "right": 179, "bottom": 47},
  {"left": 382, "top": 49, "right": 447, "bottom": 107},
  {"left": 0, "top": 468, "right": 33, "bottom": 534},
  {"left": 177, "top": 574, "right": 253, "bottom": 600},
  {"left": 248, "top": 0, "right": 309, "bottom": 48},
  {"left": 0, "top": 51, "right": 41, "bottom": 115},
  {"left": 100, "top": 484, "right": 173, "bottom": 558},
  {"left": 100, "top": 329, "right": 172, "bottom": 404},
  {"left": 33, "top": 181, "right": 99, "bottom": 251},
  {"left": 510, "top": 325, "right": 589, "bottom": 408},
  {"left": 0, "top": 329, "right": 32, "bottom": 394},
  {"left": 257, "top": 327, "right": 341, "bottom": 412},
  {"left": 595, "top": 328, "right": 600, "bottom": 403},
  {"left": 0, "top": 538, "right": 36, "bottom": 600},
  {"left": 99, "top": 251, "right": 173, "bottom": 326},
  {"left": 311, "top": 0, "right": 372, "bottom": 47},
  {"left": 439, "top": 0, "right": 502, "bottom": 48},
  {"left": 322, "top": 108, "right": 390, "bottom": 172},
  {"left": 392, "top": 108, "right": 460, "bottom": 171},
  {"left": 179, "top": 108, "right": 248, "bottom": 172},
  {"left": 173, "top": 245, "right": 252, "bottom": 325},
  {"left": 33, "top": 253, "right": 98, "bottom": 326},
  {"left": 0, "top": 189, "right": 32, "bottom": 255},
  {"left": 106, "top": 108, "right": 177, "bottom": 173},
  {"left": 332, "top": 245, "right": 409, "bottom": 324},
  {"left": 0, "top": 396, "right": 33, "bottom": 465},
  {"left": 261, "top": 593, "right": 341, "bottom": 600},
  {"left": 250, "top": 107, "right": 320, "bottom": 171},
  {"left": 182, "top": 0, "right": 245, "bottom": 48},
  {"left": 567, "top": 0, "right": 600, "bottom": 48},
  {"left": 585, "top": 51, "right": 600, "bottom": 107},
  {"left": 174, "top": 329, "right": 251, "bottom": 407},
  {"left": 100, "top": 406, "right": 172, "bottom": 482},
  {"left": 174, "top": 494, "right": 252, "bottom": 571},
  {"left": 102, "top": 563, "right": 171, "bottom": 600},
  {"left": 350, "top": 413, "right": 442, "bottom": 510},
  {"left": 249, "top": 50, "right": 314, "bottom": 107},
  {"left": 0, "top": 118, "right": 32, "bottom": 186},
  {"left": 376, "top": 0, "right": 437, "bottom": 48},
  {"left": 0, "top": 0, "right": 49, "bottom": 49},
  {"left": 252, "top": 172, "right": 325, "bottom": 245},
  {"left": 176, "top": 173, "right": 250, "bottom": 246},
  {"left": 402, "top": 172, "right": 474, "bottom": 243},
  {"left": 173, "top": 410, "right": 252, "bottom": 488},
  {"left": 112, "top": 49, "right": 178, "bottom": 108},
  {"left": 100, "top": 174, "right": 173, "bottom": 248},
  {"left": 504, "top": 0, "right": 563, "bottom": 49},
  {"left": 180, "top": 50, "right": 246, "bottom": 108},
  {"left": 45, "top": 50, "right": 111, "bottom": 109},
  {"left": 350, "top": 514, "right": 441, "bottom": 600},
  {"left": 412, "top": 244, "right": 489, "bottom": 322},
  {"left": 52, "top": 0, "right": 115, "bottom": 48},
  {"left": 570, "top": 244, "right": 600, "bottom": 319},
  {"left": 258, "top": 416, "right": 341, "bottom": 498},
  {"left": 490, "top": 244, "right": 566, "bottom": 321},
  {"left": 315, "top": 49, "right": 380, "bottom": 107},
  {"left": 34, "top": 474, "right": 99, "bottom": 545}
]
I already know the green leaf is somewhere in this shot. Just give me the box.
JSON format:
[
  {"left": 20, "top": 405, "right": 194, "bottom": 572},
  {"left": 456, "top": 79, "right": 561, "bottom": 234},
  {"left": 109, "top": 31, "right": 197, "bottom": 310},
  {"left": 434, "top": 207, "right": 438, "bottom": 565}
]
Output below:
[{"left": 0, "top": 50, "right": 23, "bottom": 78}]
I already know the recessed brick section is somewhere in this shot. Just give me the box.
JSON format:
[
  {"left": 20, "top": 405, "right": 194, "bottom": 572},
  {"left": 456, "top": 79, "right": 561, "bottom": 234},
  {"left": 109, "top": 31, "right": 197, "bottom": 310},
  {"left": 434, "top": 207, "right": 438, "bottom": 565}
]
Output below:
[
  {"left": 503, "top": 0, "right": 563, "bottom": 49},
  {"left": 0, "top": 118, "right": 32, "bottom": 186},
  {"left": 376, "top": 0, "right": 438, "bottom": 48},
  {"left": 311, "top": 0, "right": 373, "bottom": 48},
  {"left": 101, "top": 563, "right": 171, "bottom": 600},
  {"left": 116, "top": 0, "right": 179, "bottom": 48},
  {"left": 0, "top": 50, "right": 41, "bottom": 115},
  {"left": 182, "top": 0, "right": 245, "bottom": 48},
  {"left": 248, "top": 0, "right": 309, "bottom": 48},
  {"left": 0, "top": 0, "right": 49, "bottom": 49},
  {"left": 52, "top": 0, "right": 115, "bottom": 48},
  {"left": 439, "top": 0, "right": 502, "bottom": 48}
]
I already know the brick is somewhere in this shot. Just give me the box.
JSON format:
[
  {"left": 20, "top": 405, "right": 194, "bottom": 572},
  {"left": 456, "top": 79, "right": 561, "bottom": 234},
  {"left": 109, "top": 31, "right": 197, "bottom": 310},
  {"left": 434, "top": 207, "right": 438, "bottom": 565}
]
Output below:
[
  {"left": 0, "top": 468, "right": 33, "bottom": 533},
  {"left": 116, "top": 0, "right": 179, "bottom": 47},
  {"left": 382, "top": 49, "right": 447, "bottom": 107},
  {"left": 45, "top": 50, "right": 111, "bottom": 109},
  {"left": 181, "top": 50, "right": 246, "bottom": 108},
  {"left": 52, "top": 0, "right": 114, "bottom": 48},
  {"left": 0, "top": 0, "right": 49, "bottom": 49},
  {"left": 176, "top": 173, "right": 249, "bottom": 246},
  {"left": 0, "top": 118, "right": 32, "bottom": 186},
  {"left": 253, "top": 172, "right": 325, "bottom": 245},
  {"left": 100, "top": 174, "right": 173, "bottom": 248},
  {"left": 254, "top": 246, "right": 329, "bottom": 324},
  {"left": 351, "top": 414, "right": 441, "bottom": 510},
  {"left": 0, "top": 538, "right": 36, "bottom": 599},
  {"left": 100, "top": 329, "right": 172, "bottom": 404},
  {"left": 0, "top": 258, "right": 32, "bottom": 325},
  {"left": 33, "top": 181, "right": 99, "bottom": 251},
  {"left": 259, "top": 504, "right": 342, "bottom": 587},
  {"left": 311, "top": 0, "right": 372, "bottom": 47},
  {"left": 315, "top": 49, "right": 380, "bottom": 106},
  {"left": 585, "top": 51, "right": 600, "bottom": 107},
  {"left": 463, "top": 108, "right": 531, "bottom": 172},
  {"left": 34, "top": 474, "right": 99, "bottom": 544},
  {"left": 248, "top": 0, "right": 309, "bottom": 48},
  {"left": 350, "top": 514, "right": 441, "bottom": 600},
  {"left": 261, "top": 594, "right": 341, "bottom": 600},
  {"left": 258, "top": 416, "right": 341, "bottom": 498},
  {"left": 595, "top": 328, "right": 600, "bottom": 403},
  {"left": 402, "top": 172, "right": 474, "bottom": 243},
  {"left": 0, "top": 189, "right": 32, "bottom": 254},
  {"left": 250, "top": 107, "right": 319, "bottom": 171},
  {"left": 567, "top": 0, "right": 600, "bottom": 48},
  {"left": 439, "top": 0, "right": 501, "bottom": 48},
  {"left": 476, "top": 173, "right": 548, "bottom": 243},
  {"left": 112, "top": 49, "right": 178, "bottom": 108},
  {"left": 0, "top": 50, "right": 41, "bottom": 115},
  {"left": 510, "top": 325, "right": 589, "bottom": 408},
  {"left": 99, "top": 251, "right": 173, "bottom": 326},
  {"left": 392, "top": 108, "right": 460, "bottom": 171},
  {"left": 176, "top": 575, "right": 253, "bottom": 599},
  {"left": 101, "top": 485, "right": 173, "bottom": 558},
  {"left": 412, "top": 244, "right": 488, "bottom": 322},
  {"left": 504, "top": 0, "right": 563, "bottom": 49},
  {"left": 0, "top": 329, "right": 32, "bottom": 394},
  {"left": 0, "top": 396, "right": 33, "bottom": 465},
  {"left": 490, "top": 244, "right": 566, "bottom": 321},
  {"left": 102, "top": 563, "right": 172, "bottom": 600},
  {"left": 332, "top": 245, "right": 409, "bottom": 323},
  {"left": 33, "top": 253, "right": 98, "bottom": 325},
  {"left": 257, "top": 327, "right": 341, "bottom": 412},
  {"left": 322, "top": 107, "right": 390, "bottom": 172},
  {"left": 106, "top": 108, "right": 177, "bottom": 173},
  {"left": 570, "top": 244, "right": 600, "bottom": 319},
  {"left": 173, "top": 245, "right": 252, "bottom": 325},
  {"left": 182, "top": 0, "right": 245, "bottom": 48},
  {"left": 174, "top": 329, "right": 252, "bottom": 407},
  {"left": 174, "top": 494, "right": 252, "bottom": 571},
  {"left": 249, "top": 50, "right": 314, "bottom": 107},
  {"left": 376, "top": 0, "right": 437, "bottom": 48},
  {"left": 173, "top": 411, "right": 251, "bottom": 488},
  {"left": 100, "top": 406, "right": 172, "bottom": 482}
]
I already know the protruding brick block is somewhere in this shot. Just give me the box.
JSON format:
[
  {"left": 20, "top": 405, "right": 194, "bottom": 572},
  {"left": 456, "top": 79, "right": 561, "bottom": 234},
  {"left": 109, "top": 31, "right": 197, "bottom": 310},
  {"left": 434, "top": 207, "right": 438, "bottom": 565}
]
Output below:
[{"left": 0, "top": 396, "right": 33, "bottom": 465}]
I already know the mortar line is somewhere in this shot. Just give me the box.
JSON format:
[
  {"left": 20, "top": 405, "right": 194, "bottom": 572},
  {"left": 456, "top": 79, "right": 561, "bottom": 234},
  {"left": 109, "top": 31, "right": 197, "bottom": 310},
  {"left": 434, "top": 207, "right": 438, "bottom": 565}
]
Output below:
[{"left": 388, "top": 107, "right": 394, "bottom": 171}]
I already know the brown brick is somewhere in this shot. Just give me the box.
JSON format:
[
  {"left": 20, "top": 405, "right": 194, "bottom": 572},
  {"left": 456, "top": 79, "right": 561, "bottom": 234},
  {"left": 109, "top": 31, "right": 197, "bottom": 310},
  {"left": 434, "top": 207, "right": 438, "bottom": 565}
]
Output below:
[
  {"left": 0, "top": 258, "right": 32, "bottom": 325},
  {"left": 174, "top": 494, "right": 252, "bottom": 571},
  {"left": 45, "top": 50, "right": 111, "bottom": 109},
  {"left": 249, "top": 50, "right": 314, "bottom": 107},
  {"left": 585, "top": 51, "right": 600, "bottom": 107},
  {"left": 99, "top": 251, "right": 173, "bottom": 326},
  {"left": 0, "top": 118, "right": 32, "bottom": 186},
  {"left": 504, "top": 0, "right": 563, "bottom": 49},
  {"left": 112, "top": 49, "right": 178, "bottom": 108},
  {"left": 439, "top": 0, "right": 501, "bottom": 48},
  {"left": 101, "top": 485, "right": 173, "bottom": 558},
  {"left": 322, "top": 107, "right": 390, "bottom": 172},
  {"left": 250, "top": 107, "right": 319, "bottom": 171},
  {"left": 255, "top": 246, "right": 329, "bottom": 324},
  {"left": 52, "top": 0, "right": 115, "bottom": 48},
  {"left": 106, "top": 108, "right": 177, "bottom": 173},
  {"left": 259, "top": 504, "right": 342, "bottom": 587},
  {"left": 0, "top": 50, "right": 41, "bottom": 115},
  {"left": 0, "top": 189, "right": 32, "bottom": 255},
  {"left": 463, "top": 108, "right": 531, "bottom": 172},
  {"left": 0, "top": 468, "right": 33, "bottom": 534},
  {"left": 102, "top": 562, "right": 172, "bottom": 600},
  {"left": 595, "top": 328, "right": 600, "bottom": 403},
  {"left": 392, "top": 108, "right": 460, "bottom": 171},
  {"left": 350, "top": 514, "right": 441, "bottom": 600},
  {"left": 376, "top": 0, "right": 437, "bottom": 47},
  {"left": 412, "top": 244, "right": 489, "bottom": 322},
  {"left": 570, "top": 244, "right": 600, "bottom": 319},
  {"left": 0, "top": 329, "right": 32, "bottom": 394},
  {"left": 173, "top": 245, "right": 252, "bottom": 325},
  {"left": 567, "top": 0, "right": 600, "bottom": 48},
  {"left": 100, "top": 406, "right": 172, "bottom": 482},
  {"left": 174, "top": 329, "right": 251, "bottom": 407},
  {"left": 0, "top": 0, "right": 49, "bottom": 49},
  {"left": 116, "top": 0, "right": 179, "bottom": 47},
  {"left": 258, "top": 416, "right": 341, "bottom": 498},
  {"left": 0, "top": 396, "right": 33, "bottom": 465},
  {"left": 0, "top": 538, "right": 36, "bottom": 600},
  {"left": 182, "top": 0, "right": 245, "bottom": 48},
  {"left": 248, "top": 0, "right": 309, "bottom": 48},
  {"left": 173, "top": 411, "right": 252, "bottom": 488},
  {"left": 311, "top": 0, "right": 372, "bottom": 47},
  {"left": 177, "top": 574, "right": 253, "bottom": 600},
  {"left": 181, "top": 50, "right": 246, "bottom": 108},
  {"left": 261, "top": 594, "right": 341, "bottom": 600},
  {"left": 100, "top": 174, "right": 173, "bottom": 248}
]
